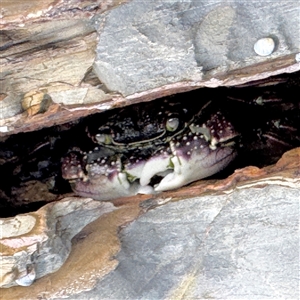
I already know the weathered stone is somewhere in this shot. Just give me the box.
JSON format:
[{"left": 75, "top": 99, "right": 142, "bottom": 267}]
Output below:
[
  {"left": 2, "top": 148, "right": 299, "bottom": 298},
  {"left": 0, "top": 197, "right": 116, "bottom": 288},
  {"left": 93, "top": 0, "right": 300, "bottom": 96},
  {"left": 1, "top": 0, "right": 299, "bottom": 135},
  {"left": 0, "top": 0, "right": 128, "bottom": 30},
  {"left": 1, "top": 0, "right": 300, "bottom": 298},
  {"left": 92, "top": 185, "right": 298, "bottom": 300},
  {"left": 67, "top": 148, "right": 299, "bottom": 299},
  {"left": 1, "top": 203, "right": 141, "bottom": 299}
]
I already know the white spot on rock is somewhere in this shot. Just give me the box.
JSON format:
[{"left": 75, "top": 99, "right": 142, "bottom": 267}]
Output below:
[{"left": 254, "top": 37, "right": 275, "bottom": 56}]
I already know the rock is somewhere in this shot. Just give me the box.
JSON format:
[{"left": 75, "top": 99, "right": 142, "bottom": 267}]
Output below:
[
  {"left": 67, "top": 148, "right": 300, "bottom": 299},
  {"left": 93, "top": 185, "right": 298, "bottom": 299},
  {"left": 1, "top": 0, "right": 299, "bottom": 135},
  {"left": 93, "top": 0, "right": 299, "bottom": 96},
  {"left": 0, "top": 197, "right": 116, "bottom": 288},
  {"left": 2, "top": 148, "right": 299, "bottom": 298},
  {"left": 1, "top": 201, "right": 142, "bottom": 299},
  {"left": 1, "top": 0, "right": 300, "bottom": 298}
]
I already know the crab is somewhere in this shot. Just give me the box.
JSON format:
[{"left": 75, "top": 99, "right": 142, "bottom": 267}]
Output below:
[{"left": 61, "top": 98, "right": 239, "bottom": 200}]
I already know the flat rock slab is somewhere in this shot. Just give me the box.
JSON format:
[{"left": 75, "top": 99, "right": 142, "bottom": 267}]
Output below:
[
  {"left": 71, "top": 186, "right": 299, "bottom": 300},
  {"left": 94, "top": 0, "right": 300, "bottom": 96}
]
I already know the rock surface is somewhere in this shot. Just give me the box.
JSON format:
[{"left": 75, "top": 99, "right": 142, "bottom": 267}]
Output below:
[
  {"left": 90, "top": 185, "right": 299, "bottom": 300},
  {"left": 93, "top": 1, "right": 300, "bottom": 96},
  {"left": 0, "top": 197, "right": 115, "bottom": 288},
  {"left": 1, "top": 0, "right": 300, "bottom": 298},
  {"left": 2, "top": 148, "right": 299, "bottom": 299},
  {"left": 1, "top": 0, "right": 299, "bottom": 135},
  {"left": 70, "top": 148, "right": 300, "bottom": 300}
]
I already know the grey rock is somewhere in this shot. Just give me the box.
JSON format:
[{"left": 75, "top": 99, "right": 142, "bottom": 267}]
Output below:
[
  {"left": 0, "top": 198, "right": 116, "bottom": 288},
  {"left": 93, "top": 0, "right": 300, "bottom": 96},
  {"left": 73, "top": 185, "right": 299, "bottom": 299},
  {"left": 1, "top": 0, "right": 299, "bottom": 135}
]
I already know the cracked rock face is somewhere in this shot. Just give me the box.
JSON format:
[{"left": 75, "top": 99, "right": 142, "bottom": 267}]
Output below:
[{"left": 1, "top": 0, "right": 300, "bottom": 298}]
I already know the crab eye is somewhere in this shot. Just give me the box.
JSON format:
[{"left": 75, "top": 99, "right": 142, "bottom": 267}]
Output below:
[
  {"left": 95, "top": 133, "right": 112, "bottom": 145},
  {"left": 166, "top": 117, "right": 179, "bottom": 132}
]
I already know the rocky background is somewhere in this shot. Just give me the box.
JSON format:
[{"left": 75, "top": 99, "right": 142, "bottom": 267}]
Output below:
[{"left": 1, "top": 0, "right": 299, "bottom": 299}]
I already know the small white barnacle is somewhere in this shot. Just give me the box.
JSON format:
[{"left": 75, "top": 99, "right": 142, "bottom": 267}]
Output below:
[{"left": 254, "top": 37, "right": 275, "bottom": 56}]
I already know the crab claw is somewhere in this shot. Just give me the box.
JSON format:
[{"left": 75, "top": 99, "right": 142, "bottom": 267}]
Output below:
[
  {"left": 73, "top": 171, "right": 142, "bottom": 201},
  {"left": 139, "top": 150, "right": 172, "bottom": 186},
  {"left": 63, "top": 152, "right": 154, "bottom": 201},
  {"left": 74, "top": 157, "right": 133, "bottom": 200},
  {"left": 154, "top": 135, "right": 236, "bottom": 192}
]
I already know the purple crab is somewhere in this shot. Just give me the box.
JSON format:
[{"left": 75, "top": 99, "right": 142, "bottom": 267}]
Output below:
[{"left": 62, "top": 99, "right": 239, "bottom": 200}]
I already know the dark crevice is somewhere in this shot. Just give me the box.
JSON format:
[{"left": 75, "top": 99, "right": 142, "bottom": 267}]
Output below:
[{"left": 0, "top": 71, "right": 299, "bottom": 217}]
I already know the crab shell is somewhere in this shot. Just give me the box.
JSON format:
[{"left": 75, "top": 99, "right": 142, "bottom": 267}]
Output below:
[{"left": 62, "top": 111, "right": 238, "bottom": 201}]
